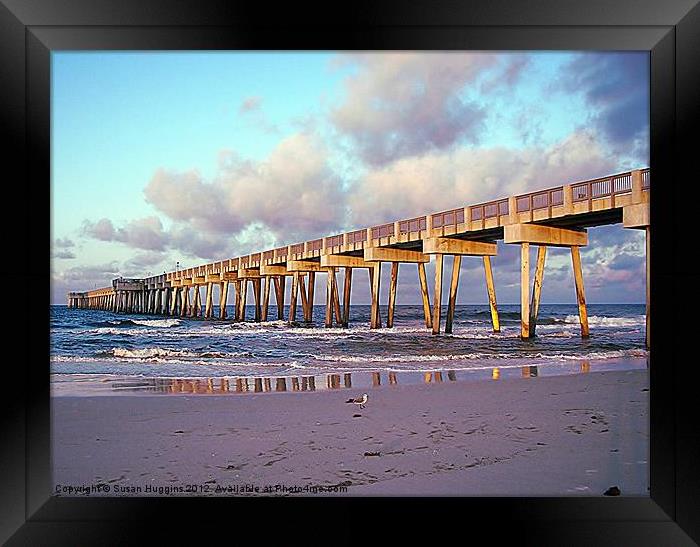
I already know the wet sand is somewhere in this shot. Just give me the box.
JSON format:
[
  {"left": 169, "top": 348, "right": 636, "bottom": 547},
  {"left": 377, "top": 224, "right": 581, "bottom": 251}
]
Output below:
[{"left": 52, "top": 369, "right": 648, "bottom": 496}]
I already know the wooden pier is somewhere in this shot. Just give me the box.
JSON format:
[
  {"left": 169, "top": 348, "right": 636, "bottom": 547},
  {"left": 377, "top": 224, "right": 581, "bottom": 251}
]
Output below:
[{"left": 67, "top": 168, "right": 651, "bottom": 346}]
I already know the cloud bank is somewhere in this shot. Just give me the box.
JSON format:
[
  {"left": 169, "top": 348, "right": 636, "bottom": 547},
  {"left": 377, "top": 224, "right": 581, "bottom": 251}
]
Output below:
[{"left": 60, "top": 51, "right": 649, "bottom": 304}]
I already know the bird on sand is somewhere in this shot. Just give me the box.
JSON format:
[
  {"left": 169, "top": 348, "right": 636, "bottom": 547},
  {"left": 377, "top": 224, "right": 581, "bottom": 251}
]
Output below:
[{"left": 346, "top": 393, "right": 368, "bottom": 409}]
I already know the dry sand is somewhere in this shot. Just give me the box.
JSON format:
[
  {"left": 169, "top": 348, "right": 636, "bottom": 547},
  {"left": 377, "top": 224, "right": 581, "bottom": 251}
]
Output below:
[{"left": 52, "top": 369, "right": 648, "bottom": 496}]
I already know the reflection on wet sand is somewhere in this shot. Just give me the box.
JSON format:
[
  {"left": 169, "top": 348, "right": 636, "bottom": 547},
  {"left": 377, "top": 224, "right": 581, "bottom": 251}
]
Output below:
[
  {"left": 105, "top": 360, "right": 600, "bottom": 395},
  {"left": 423, "top": 371, "right": 452, "bottom": 384},
  {"left": 327, "top": 374, "right": 341, "bottom": 389},
  {"left": 522, "top": 366, "right": 539, "bottom": 378}
]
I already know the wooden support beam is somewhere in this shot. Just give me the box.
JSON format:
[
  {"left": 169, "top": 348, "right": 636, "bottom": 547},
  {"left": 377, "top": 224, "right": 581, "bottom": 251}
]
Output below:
[
  {"left": 275, "top": 276, "right": 285, "bottom": 320},
  {"left": 260, "top": 264, "right": 289, "bottom": 276},
  {"left": 320, "top": 255, "right": 373, "bottom": 268},
  {"left": 325, "top": 267, "right": 335, "bottom": 327},
  {"left": 432, "top": 255, "right": 444, "bottom": 335},
  {"left": 253, "top": 278, "right": 262, "bottom": 321},
  {"left": 180, "top": 287, "right": 189, "bottom": 317},
  {"left": 298, "top": 274, "right": 308, "bottom": 321},
  {"left": 342, "top": 267, "right": 352, "bottom": 328},
  {"left": 418, "top": 262, "right": 432, "bottom": 329},
  {"left": 370, "top": 262, "right": 382, "bottom": 328},
  {"left": 364, "top": 247, "right": 429, "bottom": 263},
  {"left": 194, "top": 275, "right": 205, "bottom": 284},
  {"left": 483, "top": 256, "right": 500, "bottom": 332},
  {"left": 623, "top": 203, "right": 650, "bottom": 229},
  {"left": 521, "top": 243, "right": 530, "bottom": 338},
  {"left": 445, "top": 255, "right": 461, "bottom": 334},
  {"left": 423, "top": 237, "right": 497, "bottom": 256},
  {"left": 170, "top": 288, "right": 179, "bottom": 315},
  {"left": 332, "top": 269, "right": 342, "bottom": 325},
  {"left": 239, "top": 279, "right": 247, "bottom": 321},
  {"left": 205, "top": 274, "right": 220, "bottom": 282},
  {"left": 387, "top": 263, "right": 399, "bottom": 328},
  {"left": 219, "top": 282, "right": 228, "bottom": 319},
  {"left": 289, "top": 272, "right": 299, "bottom": 323},
  {"left": 272, "top": 277, "right": 280, "bottom": 319},
  {"left": 287, "top": 260, "right": 323, "bottom": 272},
  {"left": 571, "top": 246, "right": 590, "bottom": 338},
  {"left": 222, "top": 271, "right": 238, "bottom": 281},
  {"left": 528, "top": 246, "right": 547, "bottom": 337},
  {"left": 204, "top": 283, "right": 213, "bottom": 318},
  {"left": 192, "top": 285, "right": 201, "bottom": 317},
  {"left": 262, "top": 276, "right": 271, "bottom": 321},
  {"left": 233, "top": 280, "right": 241, "bottom": 320},
  {"left": 505, "top": 224, "right": 587, "bottom": 247},
  {"left": 238, "top": 268, "right": 261, "bottom": 279},
  {"left": 306, "top": 272, "right": 316, "bottom": 322}
]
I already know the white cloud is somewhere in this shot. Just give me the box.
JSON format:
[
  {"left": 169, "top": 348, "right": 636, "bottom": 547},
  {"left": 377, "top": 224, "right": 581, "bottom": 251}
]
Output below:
[
  {"left": 330, "top": 52, "right": 530, "bottom": 166},
  {"left": 348, "top": 130, "right": 618, "bottom": 226}
]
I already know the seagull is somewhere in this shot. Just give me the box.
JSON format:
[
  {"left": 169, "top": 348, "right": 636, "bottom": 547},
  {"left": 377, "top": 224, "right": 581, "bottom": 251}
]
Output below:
[{"left": 346, "top": 393, "right": 368, "bottom": 409}]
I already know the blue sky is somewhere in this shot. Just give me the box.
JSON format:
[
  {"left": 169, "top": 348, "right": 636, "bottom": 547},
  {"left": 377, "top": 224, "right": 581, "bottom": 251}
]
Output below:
[{"left": 51, "top": 51, "right": 649, "bottom": 305}]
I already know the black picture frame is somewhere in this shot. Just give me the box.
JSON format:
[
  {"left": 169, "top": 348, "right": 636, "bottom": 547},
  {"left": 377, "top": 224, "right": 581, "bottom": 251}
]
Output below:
[{"left": 2, "top": 0, "right": 699, "bottom": 544}]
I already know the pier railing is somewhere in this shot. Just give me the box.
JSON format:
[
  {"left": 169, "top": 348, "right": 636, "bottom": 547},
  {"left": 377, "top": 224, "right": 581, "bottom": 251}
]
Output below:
[
  {"left": 571, "top": 171, "right": 633, "bottom": 202},
  {"left": 371, "top": 222, "right": 394, "bottom": 239},
  {"left": 471, "top": 198, "right": 509, "bottom": 220},
  {"left": 326, "top": 234, "right": 344, "bottom": 248},
  {"left": 398, "top": 215, "right": 427, "bottom": 234},
  {"left": 431, "top": 207, "right": 464, "bottom": 229},
  {"left": 347, "top": 229, "right": 367, "bottom": 245},
  {"left": 515, "top": 188, "right": 564, "bottom": 213},
  {"left": 274, "top": 247, "right": 288, "bottom": 261}
]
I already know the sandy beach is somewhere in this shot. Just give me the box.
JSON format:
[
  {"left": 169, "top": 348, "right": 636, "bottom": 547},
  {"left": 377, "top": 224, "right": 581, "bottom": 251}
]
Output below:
[{"left": 52, "top": 368, "right": 648, "bottom": 497}]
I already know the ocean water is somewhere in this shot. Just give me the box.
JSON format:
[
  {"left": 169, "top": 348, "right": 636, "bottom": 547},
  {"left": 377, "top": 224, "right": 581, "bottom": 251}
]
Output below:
[{"left": 50, "top": 304, "right": 648, "bottom": 387}]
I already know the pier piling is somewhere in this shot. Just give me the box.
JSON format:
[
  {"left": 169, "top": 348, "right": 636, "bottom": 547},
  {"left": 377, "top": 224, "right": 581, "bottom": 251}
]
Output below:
[
  {"left": 432, "top": 254, "right": 444, "bottom": 335},
  {"left": 445, "top": 255, "right": 461, "bottom": 334},
  {"left": 387, "top": 263, "right": 399, "bottom": 328},
  {"left": 483, "top": 256, "right": 500, "bottom": 332},
  {"left": 571, "top": 246, "right": 589, "bottom": 338}
]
